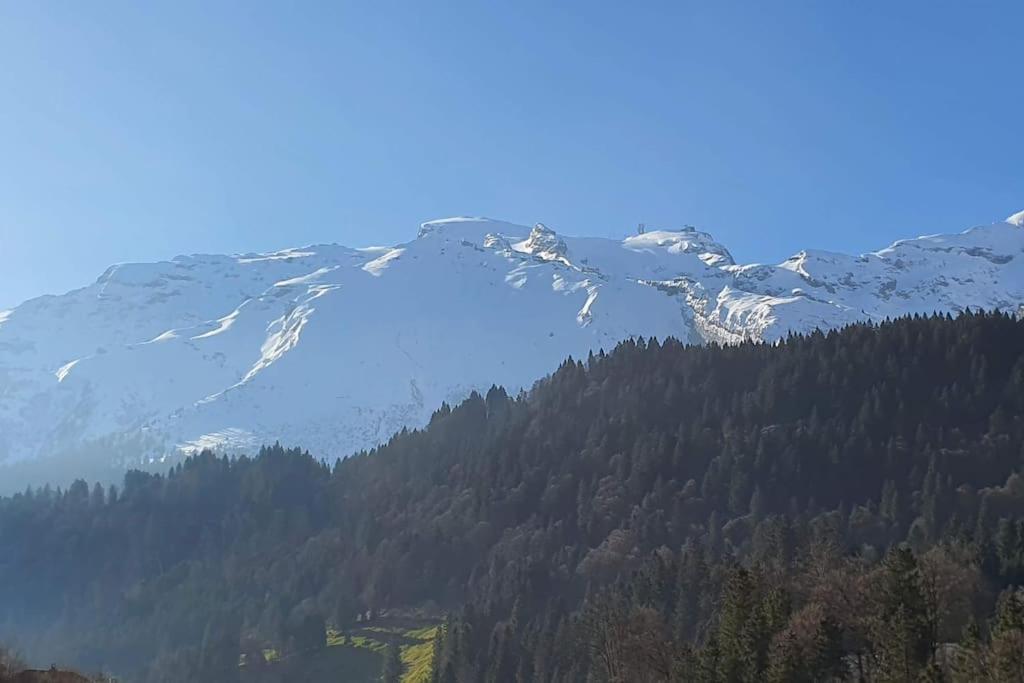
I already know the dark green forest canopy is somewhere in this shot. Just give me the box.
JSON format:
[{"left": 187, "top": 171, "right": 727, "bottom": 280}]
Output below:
[{"left": 2, "top": 311, "right": 1024, "bottom": 681}]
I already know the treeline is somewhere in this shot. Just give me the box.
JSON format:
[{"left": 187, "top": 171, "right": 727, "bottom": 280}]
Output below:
[
  {"left": 428, "top": 507, "right": 1024, "bottom": 681},
  {"left": 1, "top": 311, "right": 1024, "bottom": 681}
]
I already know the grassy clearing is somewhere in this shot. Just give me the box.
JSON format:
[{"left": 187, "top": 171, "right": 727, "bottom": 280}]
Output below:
[
  {"left": 323, "top": 621, "right": 438, "bottom": 682},
  {"left": 399, "top": 626, "right": 437, "bottom": 683},
  {"left": 244, "top": 619, "right": 438, "bottom": 682}
]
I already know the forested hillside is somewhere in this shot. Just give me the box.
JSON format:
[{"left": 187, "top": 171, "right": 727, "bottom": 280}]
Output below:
[{"left": 2, "top": 312, "right": 1024, "bottom": 681}]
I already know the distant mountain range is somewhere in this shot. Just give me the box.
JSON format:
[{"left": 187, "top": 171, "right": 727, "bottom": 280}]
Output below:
[{"left": 1, "top": 210, "right": 1022, "bottom": 470}]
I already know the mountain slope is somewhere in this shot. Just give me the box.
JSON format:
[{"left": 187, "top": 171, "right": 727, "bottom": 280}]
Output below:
[
  {"left": 1, "top": 212, "right": 1022, "bottom": 465},
  {"left": 2, "top": 312, "right": 1024, "bottom": 681}
]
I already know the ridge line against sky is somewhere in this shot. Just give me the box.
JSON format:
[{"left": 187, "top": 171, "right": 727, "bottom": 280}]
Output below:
[
  {"left": 4, "top": 209, "right": 1024, "bottom": 316},
  {"left": 1, "top": 1, "right": 1022, "bottom": 310}
]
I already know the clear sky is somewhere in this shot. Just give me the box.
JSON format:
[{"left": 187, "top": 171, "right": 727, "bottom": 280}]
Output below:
[{"left": 1, "top": 1, "right": 1021, "bottom": 309}]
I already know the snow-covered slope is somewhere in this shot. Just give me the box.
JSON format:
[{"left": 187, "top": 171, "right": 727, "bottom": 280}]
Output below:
[{"left": 1, "top": 212, "right": 1023, "bottom": 465}]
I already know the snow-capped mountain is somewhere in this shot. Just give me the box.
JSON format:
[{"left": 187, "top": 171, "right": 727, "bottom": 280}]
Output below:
[{"left": 1, "top": 211, "right": 1023, "bottom": 467}]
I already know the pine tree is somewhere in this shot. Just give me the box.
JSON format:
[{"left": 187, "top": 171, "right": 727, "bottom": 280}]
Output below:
[
  {"left": 989, "top": 587, "right": 1024, "bottom": 682},
  {"left": 872, "top": 545, "right": 933, "bottom": 680}
]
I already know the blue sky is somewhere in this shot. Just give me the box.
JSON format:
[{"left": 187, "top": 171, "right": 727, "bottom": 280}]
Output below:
[{"left": 1, "top": 1, "right": 1021, "bottom": 309}]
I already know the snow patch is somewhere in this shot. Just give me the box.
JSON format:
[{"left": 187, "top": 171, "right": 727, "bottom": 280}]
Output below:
[
  {"left": 239, "top": 305, "right": 315, "bottom": 384},
  {"left": 191, "top": 306, "right": 244, "bottom": 340},
  {"left": 307, "top": 284, "right": 340, "bottom": 300},
  {"left": 55, "top": 359, "right": 80, "bottom": 382},
  {"left": 577, "top": 287, "right": 600, "bottom": 326},
  {"left": 274, "top": 266, "right": 340, "bottom": 288},
  {"left": 178, "top": 428, "right": 258, "bottom": 453},
  {"left": 237, "top": 249, "right": 316, "bottom": 264},
  {"left": 362, "top": 248, "right": 405, "bottom": 277}
]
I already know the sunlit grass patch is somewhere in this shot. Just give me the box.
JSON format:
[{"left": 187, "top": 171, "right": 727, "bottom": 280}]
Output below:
[
  {"left": 400, "top": 626, "right": 438, "bottom": 683},
  {"left": 322, "top": 621, "right": 439, "bottom": 682}
]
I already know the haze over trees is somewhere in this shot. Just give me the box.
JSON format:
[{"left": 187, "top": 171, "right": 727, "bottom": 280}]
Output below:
[{"left": 2, "top": 311, "right": 1024, "bottom": 681}]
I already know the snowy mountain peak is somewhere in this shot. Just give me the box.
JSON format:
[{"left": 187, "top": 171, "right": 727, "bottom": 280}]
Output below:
[
  {"left": 622, "top": 227, "right": 735, "bottom": 267},
  {"left": 417, "top": 216, "right": 510, "bottom": 240},
  {"left": 517, "top": 223, "right": 570, "bottom": 264},
  {"left": 1, "top": 212, "right": 1023, "bottom": 472},
  {"left": 1007, "top": 209, "right": 1024, "bottom": 227}
]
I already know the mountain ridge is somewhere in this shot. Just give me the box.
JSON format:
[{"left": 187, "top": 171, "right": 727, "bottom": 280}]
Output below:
[{"left": 0, "top": 211, "right": 1022, "bottom": 468}]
